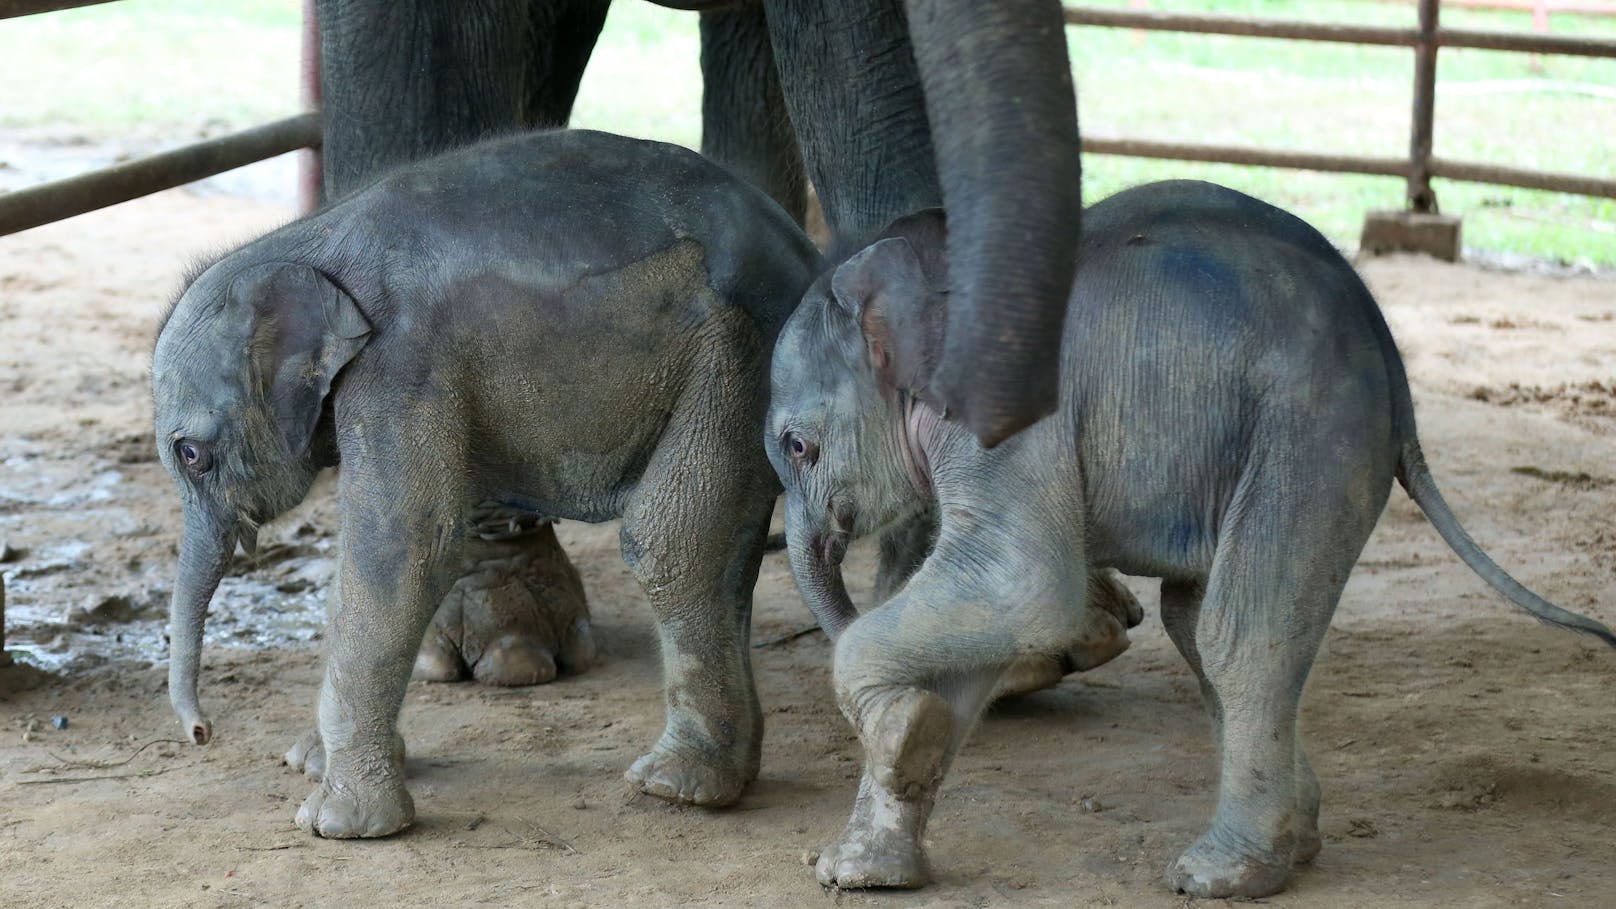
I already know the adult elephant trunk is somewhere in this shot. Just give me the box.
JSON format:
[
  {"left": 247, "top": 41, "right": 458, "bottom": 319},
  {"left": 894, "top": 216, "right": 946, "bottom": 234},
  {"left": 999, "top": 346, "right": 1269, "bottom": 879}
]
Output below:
[
  {"left": 168, "top": 508, "right": 235, "bottom": 746},
  {"left": 784, "top": 498, "right": 859, "bottom": 640},
  {"left": 904, "top": 0, "right": 1082, "bottom": 448}
]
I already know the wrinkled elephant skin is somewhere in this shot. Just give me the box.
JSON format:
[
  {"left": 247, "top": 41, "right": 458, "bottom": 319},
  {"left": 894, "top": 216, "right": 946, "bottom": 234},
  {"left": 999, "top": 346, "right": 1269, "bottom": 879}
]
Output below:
[
  {"left": 765, "top": 181, "right": 1615, "bottom": 897},
  {"left": 153, "top": 130, "right": 823, "bottom": 836}
]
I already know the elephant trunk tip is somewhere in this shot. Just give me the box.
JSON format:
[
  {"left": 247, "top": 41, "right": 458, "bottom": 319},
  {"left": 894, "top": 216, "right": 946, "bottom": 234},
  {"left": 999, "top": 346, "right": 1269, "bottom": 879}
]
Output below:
[
  {"left": 185, "top": 717, "right": 213, "bottom": 746},
  {"left": 170, "top": 679, "right": 213, "bottom": 745},
  {"left": 174, "top": 699, "right": 213, "bottom": 745},
  {"left": 939, "top": 364, "right": 1060, "bottom": 450}
]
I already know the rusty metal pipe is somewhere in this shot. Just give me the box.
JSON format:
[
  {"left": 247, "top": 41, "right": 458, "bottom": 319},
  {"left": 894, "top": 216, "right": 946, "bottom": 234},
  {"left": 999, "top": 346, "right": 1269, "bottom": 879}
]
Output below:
[
  {"left": 1062, "top": 5, "right": 1616, "bottom": 57},
  {"left": 0, "top": 0, "right": 118, "bottom": 19},
  {"left": 0, "top": 113, "right": 322, "bottom": 237}
]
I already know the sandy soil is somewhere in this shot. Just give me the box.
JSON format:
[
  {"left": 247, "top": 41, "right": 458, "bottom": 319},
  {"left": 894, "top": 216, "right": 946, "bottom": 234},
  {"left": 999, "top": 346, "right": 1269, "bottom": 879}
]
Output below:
[{"left": 1, "top": 188, "right": 1613, "bottom": 909}]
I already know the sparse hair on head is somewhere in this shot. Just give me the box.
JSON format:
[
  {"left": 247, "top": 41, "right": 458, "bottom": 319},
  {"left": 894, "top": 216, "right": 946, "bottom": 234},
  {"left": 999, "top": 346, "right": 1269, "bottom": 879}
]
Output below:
[{"left": 155, "top": 247, "right": 234, "bottom": 344}]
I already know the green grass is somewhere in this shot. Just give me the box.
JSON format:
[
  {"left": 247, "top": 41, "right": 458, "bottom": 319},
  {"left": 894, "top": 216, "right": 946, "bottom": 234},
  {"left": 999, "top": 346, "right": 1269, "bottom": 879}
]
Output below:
[
  {"left": 1, "top": 0, "right": 1610, "bottom": 265},
  {"left": 0, "top": 0, "right": 302, "bottom": 137},
  {"left": 1069, "top": 0, "right": 1616, "bottom": 266}
]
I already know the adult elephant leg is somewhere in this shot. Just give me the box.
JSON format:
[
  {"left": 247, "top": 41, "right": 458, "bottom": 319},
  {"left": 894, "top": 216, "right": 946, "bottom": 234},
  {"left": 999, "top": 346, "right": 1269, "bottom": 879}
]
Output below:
[
  {"left": 521, "top": 0, "right": 612, "bottom": 127},
  {"left": 316, "top": 0, "right": 604, "bottom": 688},
  {"left": 699, "top": 4, "right": 806, "bottom": 224},
  {"left": 764, "top": 0, "right": 940, "bottom": 256},
  {"left": 318, "top": 0, "right": 534, "bottom": 197}
]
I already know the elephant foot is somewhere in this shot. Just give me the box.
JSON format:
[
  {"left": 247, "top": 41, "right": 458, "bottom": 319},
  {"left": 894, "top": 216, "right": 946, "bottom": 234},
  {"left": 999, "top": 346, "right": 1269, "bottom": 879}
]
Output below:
[
  {"left": 295, "top": 772, "right": 414, "bottom": 839},
  {"left": 1167, "top": 828, "right": 1295, "bottom": 899},
  {"left": 993, "top": 569, "right": 1143, "bottom": 699},
  {"left": 993, "top": 653, "right": 1068, "bottom": 699},
  {"left": 284, "top": 728, "right": 325, "bottom": 780},
  {"left": 1296, "top": 827, "right": 1323, "bottom": 865},
  {"left": 415, "top": 517, "right": 595, "bottom": 686},
  {"left": 860, "top": 687, "right": 950, "bottom": 801},
  {"left": 285, "top": 729, "right": 404, "bottom": 783},
  {"left": 1295, "top": 754, "right": 1323, "bottom": 864},
  {"left": 625, "top": 731, "right": 753, "bottom": 807},
  {"left": 816, "top": 775, "right": 932, "bottom": 889}
]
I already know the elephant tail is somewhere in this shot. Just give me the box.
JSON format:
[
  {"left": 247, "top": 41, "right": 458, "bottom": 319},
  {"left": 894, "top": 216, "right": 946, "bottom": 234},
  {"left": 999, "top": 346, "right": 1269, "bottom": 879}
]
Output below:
[{"left": 1397, "top": 441, "right": 1616, "bottom": 647}]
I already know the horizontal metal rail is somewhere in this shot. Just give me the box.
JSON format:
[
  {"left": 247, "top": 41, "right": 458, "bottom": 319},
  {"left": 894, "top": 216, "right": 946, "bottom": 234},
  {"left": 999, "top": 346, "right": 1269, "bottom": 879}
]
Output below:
[
  {"left": 1082, "top": 136, "right": 1411, "bottom": 177},
  {"left": 1355, "top": 0, "right": 1616, "bottom": 18},
  {"left": 1081, "top": 136, "right": 1616, "bottom": 198},
  {"left": 1, "top": 4, "right": 1609, "bottom": 237},
  {"left": 0, "top": 113, "right": 322, "bottom": 237},
  {"left": 1064, "top": 7, "right": 1419, "bottom": 45},
  {"left": 1062, "top": 6, "right": 1616, "bottom": 57},
  {"left": 1439, "top": 25, "right": 1616, "bottom": 54},
  {"left": 1429, "top": 156, "right": 1616, "bottom": 196},
  {"left": 1065, "top": 3, "right": 1616, "bottom": 206},
  {"left": 0, "top": 0, "right": 118, "bottom": 20}
]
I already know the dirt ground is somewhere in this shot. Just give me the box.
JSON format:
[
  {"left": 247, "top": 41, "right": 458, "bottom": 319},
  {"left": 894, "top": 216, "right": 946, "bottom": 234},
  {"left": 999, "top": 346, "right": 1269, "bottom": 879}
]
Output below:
[{"left": 1, "top": 186, "right": 1612, "bottom": 909}]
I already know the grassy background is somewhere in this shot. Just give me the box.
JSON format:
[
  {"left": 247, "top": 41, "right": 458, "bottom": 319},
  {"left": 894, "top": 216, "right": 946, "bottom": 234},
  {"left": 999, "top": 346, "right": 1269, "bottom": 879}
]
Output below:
[{"left": 0, "top": 0, "right": 1610, "bottom": 265}]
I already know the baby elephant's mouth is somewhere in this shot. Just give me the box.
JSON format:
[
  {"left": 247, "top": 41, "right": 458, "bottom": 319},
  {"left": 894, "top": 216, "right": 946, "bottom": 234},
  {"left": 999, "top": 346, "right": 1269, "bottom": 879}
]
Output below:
[{"left": 812, "top": 531, "right": 850, "bottom": 566}]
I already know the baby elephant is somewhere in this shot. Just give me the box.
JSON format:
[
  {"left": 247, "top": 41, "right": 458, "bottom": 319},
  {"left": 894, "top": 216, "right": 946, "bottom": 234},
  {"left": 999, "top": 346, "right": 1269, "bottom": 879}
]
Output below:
[
  {"left": 766, "top": 181, "right": 1615, "bottom": 898},
  {"left": 153, "top": 129, "right": 821, "bottom": 837}
]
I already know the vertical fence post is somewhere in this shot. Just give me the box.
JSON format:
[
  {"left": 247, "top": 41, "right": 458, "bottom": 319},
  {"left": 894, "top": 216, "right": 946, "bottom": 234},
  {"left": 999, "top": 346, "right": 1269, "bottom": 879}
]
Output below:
[
  {"left": 1361, "top": 0, "right": 1460, "bottom": 259},
  {"left": 1408, "top": 0, "right": 1440, "bottom": 212},
  {"left": 298, "top": 0, "right": 323, "bottom": 212}
]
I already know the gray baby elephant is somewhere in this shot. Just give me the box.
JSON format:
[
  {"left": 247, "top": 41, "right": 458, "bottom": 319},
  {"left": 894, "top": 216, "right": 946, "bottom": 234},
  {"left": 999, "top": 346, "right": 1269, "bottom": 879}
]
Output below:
[
  {"left": 765, "top": 181, "right": 1615, "bottom": 898},
  {"left": 152, "top": 129, "right": 821, "bottom": 837}
]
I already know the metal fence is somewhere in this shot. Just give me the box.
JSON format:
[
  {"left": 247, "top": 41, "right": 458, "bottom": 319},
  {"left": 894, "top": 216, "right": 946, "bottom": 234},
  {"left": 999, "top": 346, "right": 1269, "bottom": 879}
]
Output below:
[
  {"left": 0, "top": 0, "right": 1612, "bottom": 241},
  {"left": 1065, "top": 0, "right": 1616, "bottom": 211}
]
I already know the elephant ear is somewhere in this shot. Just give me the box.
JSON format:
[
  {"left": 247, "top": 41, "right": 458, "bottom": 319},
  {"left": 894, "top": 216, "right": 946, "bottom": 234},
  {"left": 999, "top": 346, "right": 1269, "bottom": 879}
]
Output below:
[
  {"left": 229, "top": 264, "right": 371, "bottom": 458},
  {"left": 829, "top": 211, "right": 950, "bottom": 410}
]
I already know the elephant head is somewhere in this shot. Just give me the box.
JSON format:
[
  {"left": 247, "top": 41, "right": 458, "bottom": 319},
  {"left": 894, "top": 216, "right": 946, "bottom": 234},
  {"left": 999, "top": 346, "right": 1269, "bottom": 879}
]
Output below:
[
  {"left": 152, "top": 262, "right": 370, "bottom": 744},
  {"left": 766, "top": 210, "right": 953, "bottom": 639}
]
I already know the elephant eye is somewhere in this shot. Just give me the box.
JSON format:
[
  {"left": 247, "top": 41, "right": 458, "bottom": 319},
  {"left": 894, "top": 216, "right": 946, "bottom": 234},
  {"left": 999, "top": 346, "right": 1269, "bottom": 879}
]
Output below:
[
  {"left": 785, "top": 432, "right": 818, "bottom": 465},
  {"left": 174, "top": 439, "right": 213, "bottom": 475}
]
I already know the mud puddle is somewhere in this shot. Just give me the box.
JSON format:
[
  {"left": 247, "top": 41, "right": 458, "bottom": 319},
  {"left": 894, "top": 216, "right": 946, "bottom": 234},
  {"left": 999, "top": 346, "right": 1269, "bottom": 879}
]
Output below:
[{"left": 1, "top": 448, "right": 334, "bottom": 673}]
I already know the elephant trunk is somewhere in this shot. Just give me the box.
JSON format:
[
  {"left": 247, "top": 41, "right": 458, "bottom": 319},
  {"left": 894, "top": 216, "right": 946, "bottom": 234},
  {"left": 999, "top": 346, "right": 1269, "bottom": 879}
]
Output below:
[
  {"left": 785, "top": 500, "right": 859, "bottom": 640},
  {"left": 168, "top": 510, "right": 234, "bottom": 745},
  {"left": 904, "top": 0, "right": 1082, "bottom": 448}
]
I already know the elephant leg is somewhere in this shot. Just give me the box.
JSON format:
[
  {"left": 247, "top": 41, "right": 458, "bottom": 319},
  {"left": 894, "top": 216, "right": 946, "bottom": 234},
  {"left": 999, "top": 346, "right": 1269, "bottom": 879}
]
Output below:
[
  {"left": 317, "top": 0, "right": 604, "bottom": 196},
  {"left": 698, "top": 4, "right": 806, "bottom": 224},
  {"left": 872, "top": 511, "right": 935, "bottom": 604},
  {"left": 817, "top": 549, "right": 1108, "bottom": 888},
  {"left": 1162, "top": 517, "right": 1349, "bottom": 899},
  {"left": 763, "top": 0, "right": 940, "bottom": 253},
  {"left": 285, "top": 547, "right": 347, "bottom": 781},
  {"left": 414, "top": 515, "right": 594, "bottom": 686},
  {"left": 618, "top": 340, "right": 769, "bottom": 807},
  {"left": 317, "top": 0, "right": 537, "bottom": 197},
  {"left": 867, "top": 513, "right": 1136, "bottom": 702},
  {"left": 318, "top": 0, "right": 603, "bottom": 690},
  {"left": 295, "top": 465, "right": 463, "bottom": 838},
  {"left": 286, "top": 519, "right": 589, "bottom": 779},
  {"left": 520, "top": 0, "right": 610, "bottom": 128},
  {"left": 994, "top": 568, "right": 1142, "bottom": 699},
  {"left": 818, "top": 668, "right": 999, "bottom": 889}
]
